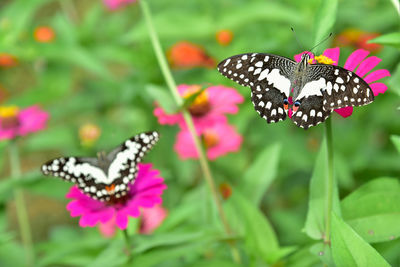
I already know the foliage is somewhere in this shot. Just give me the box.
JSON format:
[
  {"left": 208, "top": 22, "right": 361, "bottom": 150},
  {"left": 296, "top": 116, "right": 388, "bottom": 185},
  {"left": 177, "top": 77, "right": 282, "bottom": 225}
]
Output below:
[{"left": 0, "top": 0, "right": 399, "bottom": 266}]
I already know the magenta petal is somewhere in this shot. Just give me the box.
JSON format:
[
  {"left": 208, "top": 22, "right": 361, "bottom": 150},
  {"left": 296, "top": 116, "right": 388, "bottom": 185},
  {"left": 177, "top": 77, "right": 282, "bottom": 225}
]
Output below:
[
  {"left": 344, "top": 49, "right": 370, "bottom": 71},
  {"left": 364, "top": 69, "right": 391, "bottom": 83},
  {"left": 322, "top": 47, "right": 340, "bottom": 66},
  {"left": 115, "top": 212, "right": 129, "bottom": 230},
  {"left": 370, "top": 83, "right": 387, "bottom": 96},
  {"left": 355, "top": 56, "right": 381, "bottom": 77},
  {"left": 334, "top": 106, "right": 353, "bottom": 118}
]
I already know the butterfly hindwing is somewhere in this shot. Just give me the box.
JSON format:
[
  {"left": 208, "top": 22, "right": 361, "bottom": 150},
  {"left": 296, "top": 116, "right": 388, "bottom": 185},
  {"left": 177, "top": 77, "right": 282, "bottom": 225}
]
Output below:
[
  {"left": 218, "top": 53, "right": 295, "bottom": 123},
  {"left": 291, "top": 95, "right": 332, "bottom": 129},
  {"left": 41, "top": 131, "right": 160, "bottom": 202},
  {"left": 303, "top": 64, "right": 374, "bottom": 111},
  {"left": 251, "top": 82, "right": 287, "bottom": 123}
]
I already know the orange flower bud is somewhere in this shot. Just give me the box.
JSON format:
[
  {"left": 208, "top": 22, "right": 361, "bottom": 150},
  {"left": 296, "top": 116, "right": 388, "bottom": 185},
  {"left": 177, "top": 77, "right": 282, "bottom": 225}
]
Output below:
[
  {"left": 216, "top": 29, "right": 233, "bottom": 46},
  {"left": 34, "top": 26, "right": 55, "bottom": 43}
]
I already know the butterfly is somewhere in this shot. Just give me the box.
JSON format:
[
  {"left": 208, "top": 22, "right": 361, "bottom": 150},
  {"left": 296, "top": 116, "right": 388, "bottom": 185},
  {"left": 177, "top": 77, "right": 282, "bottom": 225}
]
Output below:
[
  {"left": 41, "top": 131, "right": 160, "bottom": 202},
  {"left": 217, "top": 52, "right": 374, "bottom": 129}
]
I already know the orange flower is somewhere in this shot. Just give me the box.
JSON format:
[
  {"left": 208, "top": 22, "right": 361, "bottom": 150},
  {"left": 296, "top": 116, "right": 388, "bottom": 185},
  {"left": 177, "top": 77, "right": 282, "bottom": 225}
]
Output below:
[
  {"left": 0, "top": 53, "right": 17, "bottom": 68},
  {"left": 334, "top": 28, "right": 382, "bottom": 53},
  {"left": 216, "top": 30, "right": 233, "bottom": 46},
  {"left": 167, "top": 41, "right": 215, "bottom": 69},
  {"left": 219, "top": 182, "right": 232, "bottom": 200},
  {"left": 34, "top": 26, "right": 55, "bottom": 43}
]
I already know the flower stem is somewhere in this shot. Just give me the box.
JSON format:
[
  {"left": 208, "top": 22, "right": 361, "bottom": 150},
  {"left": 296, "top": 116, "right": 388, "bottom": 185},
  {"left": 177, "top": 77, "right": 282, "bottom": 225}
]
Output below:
[
  {"left": 9, "top": 141, "right": 34, "bottom": 266},
  {"left": 324, "top": 117, "right": 334, "bottom": 244},
  {"left": 139, "top": 0, "right": 240, "bottom": 263}
]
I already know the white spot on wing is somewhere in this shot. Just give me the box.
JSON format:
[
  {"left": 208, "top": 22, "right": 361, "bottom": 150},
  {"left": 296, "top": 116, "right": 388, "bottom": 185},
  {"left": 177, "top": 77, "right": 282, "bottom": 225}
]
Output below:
[
  {"left": 296, "top": 77, "right": 325, "bottom": 100},
  {"left": 258, "top": 69, "right": 290, "bottom": 96}
]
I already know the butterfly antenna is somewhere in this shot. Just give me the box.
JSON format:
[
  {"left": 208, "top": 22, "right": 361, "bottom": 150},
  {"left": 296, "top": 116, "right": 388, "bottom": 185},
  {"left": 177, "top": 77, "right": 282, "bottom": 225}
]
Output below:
[
  {"left": 309, "top": 32, "right": 333, "bottom": 53},
  {"left": 291, "top": 27, "right": 306, "bottom": 52}
]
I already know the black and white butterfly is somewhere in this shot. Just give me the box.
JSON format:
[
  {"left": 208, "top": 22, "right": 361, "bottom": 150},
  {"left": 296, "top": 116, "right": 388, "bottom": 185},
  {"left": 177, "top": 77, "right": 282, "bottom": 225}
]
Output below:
[
  {"left": 218, "top": 52, "right": 374, "bottom": 129},
  {"left": 41, "top": 131, "right": 160, "bottom": 202}
]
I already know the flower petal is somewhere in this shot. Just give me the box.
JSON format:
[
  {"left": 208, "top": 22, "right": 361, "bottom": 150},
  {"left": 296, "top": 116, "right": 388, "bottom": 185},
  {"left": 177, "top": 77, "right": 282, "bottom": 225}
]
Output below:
[
  {"left": 343, "top": 49, "right": 370, "bottom": 71},
  {"left": 355, "top": 56, "right": 381, "bottom": 77},
  {"left": 115, "top": 212, "right": 129, "bottom": 230},
  {"left": 369, "top": 83, "right": 387, "bottom": 96},
  {"left": 322, "top": 47, "right": 340, "bottom": 66},
  {"left": 207, "top": 86, "right": 244, "bottom": 114},
  {"left": 334, "top": 106, "right": 353, "bottom": 118},
  {"left": 364, "top": 69, "right": 391, "bottom": 84}
]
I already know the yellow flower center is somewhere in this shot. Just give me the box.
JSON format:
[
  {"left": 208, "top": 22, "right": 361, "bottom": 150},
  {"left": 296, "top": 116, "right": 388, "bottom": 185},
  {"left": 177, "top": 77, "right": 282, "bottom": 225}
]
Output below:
[
  {"left": 313, "top": 55, "right": 336, "bottom": 65},
  {"left": 0, "top": 106, "right": 19, "bottom": 118},
  {"left": 202, "top": 129, "right": 220, "bottom": 148},
  {"left": 182, "top": 86, "right": 211, "bottom": 116},
  {"left": 0, "top": 106, "right": 20, "bottom": 130}
]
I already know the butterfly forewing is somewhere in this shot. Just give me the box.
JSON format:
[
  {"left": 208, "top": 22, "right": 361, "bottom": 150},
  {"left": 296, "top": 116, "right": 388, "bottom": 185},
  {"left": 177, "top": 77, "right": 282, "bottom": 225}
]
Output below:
[
  {"left": 41, "top": 131, "right": 160, "bottom": 202},
  {"left": 310, "top": 65, "right": 374, "bottom": 110},
  {"left": 218, "top": 53, "right": 295, "bottom": 123}
]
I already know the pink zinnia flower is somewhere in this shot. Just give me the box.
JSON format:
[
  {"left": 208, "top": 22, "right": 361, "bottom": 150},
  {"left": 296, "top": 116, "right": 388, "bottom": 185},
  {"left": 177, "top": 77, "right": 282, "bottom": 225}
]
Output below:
[
  {"left": 154, "top": 84, "right": 243, "bottom": 130},
  {"left": 139, "top": 204, "right": 168, "bottom": 234},
  {"left": 103, "top": 0, "right": 136, "bottom": 10},
  {"left": 98, "top": 204, "right": 167, "bottom": 237},
  {"left": 66, "top": 163, "right": 167, "bottom": 230},
  {"left": 174, "top": 122, "right": 242, "bottom": 160},
  {"left": 0, "top": 105, "right": 49, "bottom": 140},
  {"left": 294, "top": 48, "right": 390, "bottom": 118}
]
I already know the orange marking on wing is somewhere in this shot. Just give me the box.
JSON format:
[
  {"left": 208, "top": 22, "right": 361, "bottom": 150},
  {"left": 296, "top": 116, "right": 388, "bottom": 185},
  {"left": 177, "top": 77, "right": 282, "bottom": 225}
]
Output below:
[
  {"left": 105, "top": 184, "right": 116, "bottom": 194},
  {"left": 284, "top": 104, "right": 289, "bottom": 110}
]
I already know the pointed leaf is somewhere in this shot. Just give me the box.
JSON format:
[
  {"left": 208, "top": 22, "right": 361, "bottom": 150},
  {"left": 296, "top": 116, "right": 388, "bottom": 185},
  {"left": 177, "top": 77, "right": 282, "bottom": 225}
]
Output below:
[
  {"left": 304, "top": 139, "right": 341, "bottom": 239},
  {"left": 240, "top": 143, "right": 281, "bottom": 205},
  {"left": 313, "top": 0, "right": 338, "bottom": 51},
  {"left": 341, "top": 177, "right": 400, "bottom": 243},
  {"left": 331, "top": 213, "right": 391, "bottom": 267}
]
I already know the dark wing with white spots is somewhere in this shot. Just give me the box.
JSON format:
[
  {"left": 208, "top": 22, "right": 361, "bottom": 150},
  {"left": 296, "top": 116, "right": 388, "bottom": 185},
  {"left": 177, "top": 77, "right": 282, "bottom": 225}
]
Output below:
[
  {"left": 291, "top": 95, "right": 332, "bottom": 129},
  {"left": 218, "top": 53, "right": 296, "bottom": 123},
  {"left": 304, "top": 64, "right": 374, "bottom": 111},
  {"left": 41, "top": 156, "right": 111, "bottom": 200},
  {"left": 41, "top": 131, "right": 160, "bottom": 202},
  {"left": 107, "top": 131, "right": 160, "bottom": 187}
]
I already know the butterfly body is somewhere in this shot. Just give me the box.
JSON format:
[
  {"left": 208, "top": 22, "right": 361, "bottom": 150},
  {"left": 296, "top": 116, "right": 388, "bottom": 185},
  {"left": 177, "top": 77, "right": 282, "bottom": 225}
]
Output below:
[
  {"left": 41, "top": 131, "right": 160, "bottom": 202},
  {"left": 218, "top": 52, "right": 374, "bottom": 129}
]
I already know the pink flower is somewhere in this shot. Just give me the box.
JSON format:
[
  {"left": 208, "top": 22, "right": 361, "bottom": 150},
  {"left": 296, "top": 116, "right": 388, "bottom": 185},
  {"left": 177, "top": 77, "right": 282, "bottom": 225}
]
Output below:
[
  {"left": 139, "top": 205, "right": 168, "bottom": 234},
  {"left": 103, "top": 0, "right": 136, "bottom": 10},
  {"left": 294, "top": 48, "right": 390, "bottom": 118},
  {"left": 0, "top": 105, "right": 49, "bottom": 140},
  {"left": 154, "top": 84, "right": 243, "bottom": 131},
  {"left": 66, "top": 163, "right": 167, "bottom": 230},
  {"left": 98, "top": 204, "right": 167, "bottom": 237},
  {"left": 174, "top": 122, "right": 242, "bottom": 160}
]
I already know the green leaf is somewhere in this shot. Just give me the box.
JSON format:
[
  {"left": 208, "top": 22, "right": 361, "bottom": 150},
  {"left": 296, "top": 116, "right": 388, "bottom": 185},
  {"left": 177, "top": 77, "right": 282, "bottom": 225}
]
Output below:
[
  {"left": 331, "top": 213, "right": 391, "bottom": 267},
  {"left": 390, "top": 135, "right": 400, "bottom": 154},
  {"left": 145, "top": 84, "right": 178, "bottom": 114},
  {"left": 188, "top": 260, "right": 241, "bottom": 267},
  {"left": 341, "top": 177, "right": 400, "bottom": 243},
  {"left": 240, "top": 143, "right": 281, "bottom": 205},
  {"left": 368, "top": 32, "right": 400, "bottom": 48},
  {"left": 304, "top": 139, "right": 341, "bottom": 240},
  {"left": 225, "top": 191, "right": 291, "bottom": 264},
  {"left": 310, "top": 242, "right": 335, "bottom": 267},
  {"left": 389, "top": 63, "right": 400, "bottom": 96},
  {"left": 312, "top": 0, "right": 338, "bottom": 52},
  {"left": 88, "top": 241, "right": 127, "bottom": 267}
]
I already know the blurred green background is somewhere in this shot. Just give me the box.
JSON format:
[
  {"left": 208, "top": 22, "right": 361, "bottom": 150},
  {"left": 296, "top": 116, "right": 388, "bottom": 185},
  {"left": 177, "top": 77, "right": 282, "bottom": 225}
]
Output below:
[{"left": 0, "top": 0, "right": 399, "bottom": 266}]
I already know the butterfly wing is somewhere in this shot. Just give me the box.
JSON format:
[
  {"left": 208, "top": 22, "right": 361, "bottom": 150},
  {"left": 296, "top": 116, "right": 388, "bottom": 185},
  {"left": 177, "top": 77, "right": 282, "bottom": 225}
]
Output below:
[
  {"left": 41, "top": 131, "right": 160, "bottom": 201},
  {"left": 298, "top": 64, "right": 374, "bottom": 110},
  {"left": 218, "top": 53, "right": 296, "bottom": 123},
  {"left": 106, "top": 131, "right": 160, "bottom": 188},
  {"left": 41, "top": 156, "right": 111, "bottom": 200},
  {"left": 290, "top": 95, "right": 332, "bottom": 129}
]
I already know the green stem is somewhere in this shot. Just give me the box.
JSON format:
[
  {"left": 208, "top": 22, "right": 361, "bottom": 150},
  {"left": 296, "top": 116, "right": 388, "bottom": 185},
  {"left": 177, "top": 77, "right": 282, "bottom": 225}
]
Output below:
[
  {"left": 122, "top": 228, "right": 133, "bottom": 261},
  {"left": 139, "top": 1, "right": 240, "bottom": 263},
  {"left": 324, "top": 117, "right": 334, "bottom": 244},
  {"left": 9, "top": 141, "right": 34, "bottom": 266}
]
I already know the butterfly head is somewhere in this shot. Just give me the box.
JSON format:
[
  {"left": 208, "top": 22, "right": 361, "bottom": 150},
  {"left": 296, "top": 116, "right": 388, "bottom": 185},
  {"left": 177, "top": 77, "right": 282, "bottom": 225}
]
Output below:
[{"left": 300, "top": 53, "right": 311, "bottom": 69}]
